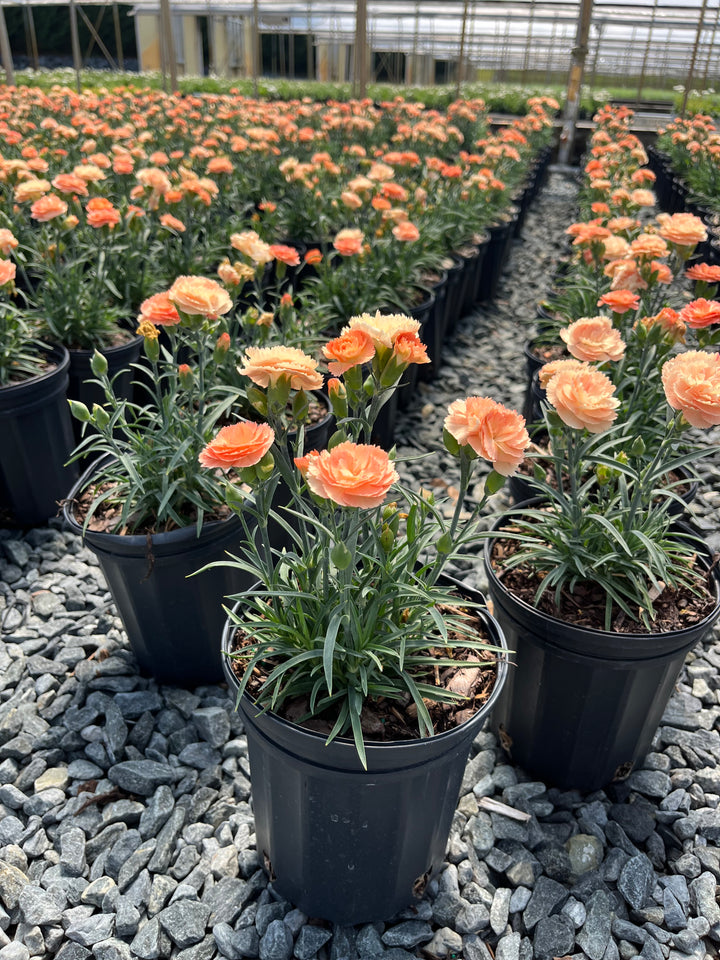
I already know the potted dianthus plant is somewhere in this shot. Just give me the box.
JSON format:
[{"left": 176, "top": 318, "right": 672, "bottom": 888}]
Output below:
[
  {"left": 200, "top": 310, "right": 531, "bottom": 925},
  {"left": 483, "top": 285, "right": 720, "bottom": 792},
  {"left": 0, "top": 248, "right": 77, "bottom": 526},
  {"left": 63, "top": 274, "right": 333, "bottom": 687}
]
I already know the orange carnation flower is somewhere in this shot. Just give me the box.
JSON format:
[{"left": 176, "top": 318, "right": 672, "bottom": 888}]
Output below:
[
  {"left": 392, "top": 331, "right": 430, "bottom": 366},
  {"left": 323, "top": 328, "right": 375, "bottom": 375},
  {"left": 168, "top": 276, "right": 232, "bottom": 320},
  {"left": 538, "top": 358, "right": 588, "bottom": 389},
  {"left": 51, "top": 172, "right": 89, "bottom": 196},
  {"left": 86, "top": 197, "right": 120, "bottom": 229},
  {"left": 639, "top": 308, "right": 686, "bottom": 344},
  {"left": 199, "top": 421, "right": 275, "bottom": 470},
  {"left": 546, "top": 366, "right": 619, "bottom": 434},
  {"left": 560, "top": 316, "right": 626, "bottom": 363},
  {"left": 30, "top": 193, "right": 68, "bottom": 222},
  {"left": 333, "top": 228, "right": 364, "bottom": 256},
  {"left": 160, "top": 213, "right": 186, "bottom": 232},
  {"left": 301, "top": 441, "right": 398, "bottom": 508},
  {"left": 678, "top": 298, "right": 720, "bottom": 329},
  {"left": 304, "top": 248, "right": 323, "bottom": 266},
  {"left": 138, "top": 291, "right": 181, "bottom": 327},
  {"left": 444, "top": 397, "right": 529, "bottom": 476},
  {"left": 657, "top": 212, "right": 707, "bottom": 248},
  {"left": 0, "top": 229, "right": 18, "bottom": 256},
  {"left": 662, "top": 351, "right": 720, "bottom": 427},
  {"left": 0, "top": 259, "right": 16, "bottom": 287},
  {"left": 597, "top": 290, "right": 640, "bottom": 314},
  {"left": 686, "top": 263, "right": 720, "bottom": 283},
  {"left": 241, "top": 346, "right": 324, "bottom": 391},
  {"left": 392, "top": 221, "right": 420, "bottom": 242},
  {"left": 269, "top": 244, "right": 301, "bottom": 267}
]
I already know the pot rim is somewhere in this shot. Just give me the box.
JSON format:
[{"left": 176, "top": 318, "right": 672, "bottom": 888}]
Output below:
[
  {"left": 222, "top": 580, "right": 509, "bottom": 753},
  {"left": 0, "top": 343, "right": 69, "bottom": 398}
]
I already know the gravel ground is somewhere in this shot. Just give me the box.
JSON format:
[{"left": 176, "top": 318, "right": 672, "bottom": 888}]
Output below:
[{"left": 1, "top": 170, "right": 720, "bottom": 960}]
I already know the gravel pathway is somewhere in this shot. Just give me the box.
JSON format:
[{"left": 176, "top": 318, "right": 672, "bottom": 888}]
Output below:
[{"left": 1, "top": 170, "right": 719, "bottom": 960}]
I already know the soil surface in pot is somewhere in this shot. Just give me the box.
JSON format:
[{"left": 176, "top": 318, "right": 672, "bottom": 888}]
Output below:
[
  {"left": 67, "top": 483, "right": 231, "bottom": 536},
  {"left": 489, "top": 536, "right": 717, "bottom": 634},
  {"left": 227, "top": 602, "right": 501, "bottom": 741}
]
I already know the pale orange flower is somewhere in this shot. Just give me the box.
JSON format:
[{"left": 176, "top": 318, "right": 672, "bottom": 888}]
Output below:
[
  {"left": 679, "top": 298, "right": 720, "bottom": 329},
  {"left": 657, "top": 212, "right": 707, "bottom": 248},
  {"left": 686, "top": 263, "right": 720, "bottom": 283},
  {"left": 241, "top": 346, "right": 324, "bottom": 391},
  {"left": 333, "top": 228, "right": 365, "bottom": 256},
  {"left": 206, "top": 157, "right": 233, "bottom": 175},
  {"left": 323, "top": 328, "right": 375, "bottom": 375},
  {"left": 217, "top": 261, "right": 242, "bottom": 286},
  {"left": 444, "top": 397, "right": 529, "bottom": 476},
  {"left": 560, "top": 316, "right": 626, "bottom": 363},
  {"left": 86, "top": 197, "right": 120, "bottom": 229},
  {"left": 604, "top": 258, "right": 647, "bottom": 293},
  {"left": 199, "top": 421, "right": 274, "bottom": 470},
  {"left": 662, "top": 351, "right": 720, "bottom": 427},
  {"left": 392, "top": 331, "right": 430, "bottom": 366},
  {"left": 639, "top": 308, "right": 686, "bottom": 344},
  {"left": 14, "top": 178, "right": 51, "bottom": 203},
  {"left": 138, "top": 291, "right": 181, "bottom": 327},
  {"left": 230, "top": 230, "right": 273, "bottom": 264},
  {"left": 346, "top": 311, "right": 420, "bottom": 349},
  {"left": 51, "top": 172, "right": 89, "bottom": 196},
  {"left": 546, "top": 366, "right": 619, "bottom": 433},
  {"left": 30, "top": 193, "right": 68, "bottom": 222},
  {"left": 168, "top": 276, "right": 232, "bottom": 320},
  {"left": 0, "top": 259, "right": 16, "bottom": 286},
  {"left": 630, "top": 234, "right": 668, "bottom": 260},
  {"left": 630, "top": 189, "right": 656, "bottom": 207},
  {"left": 340, "top": 190, "right": 363, "bottom": 210},
  {"left": 538, "top": 358, "right": 588, "bottom": 389},
  {"left": 601, "top": 235, "right": 630, "bottom": 261},
  {"left": 597, "top": 290, "right": 640, "bottom": 314},
  {"left": 268, "top": 244, "right": 301, "bottom": 267},
  {"left": 392, "top": 221, "right": 420, "bottom": 242},
  {"left": 160, "top": 213, "right": 186, "bottom": 232},
  {"left": 0, "top": 229, "right": 18, "bottom": 255},
  {"left": 302, "top": 441, "right": 398, "bottom": 508}
]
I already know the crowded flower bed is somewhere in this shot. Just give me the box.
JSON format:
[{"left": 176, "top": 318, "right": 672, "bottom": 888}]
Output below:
[{"left": 0, "top": 85, "right": 557, "bottom": 359}]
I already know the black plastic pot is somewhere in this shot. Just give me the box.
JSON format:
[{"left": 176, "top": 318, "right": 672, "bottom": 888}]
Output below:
[
  {"left": 0, "top": 344, "right": 77, "bottom": 527},
  {"left": 63, "top": 458, "right": 255, "bottom": 687},
  {"left": 442, "top": 256, "right": 467, "bottom": 336},
  {"left": 417, "top": 271, "right": 449, "bottom": 383},
  {"left": 397, "top": 289, "right": 436, "bottom": 410},
  {"left": 475, "top": 215, "right": 515, "bottom": 304},
  {"left": 483, "top": 518, "right": 720, "bottom": 791},
  {"left": 221, "top": 583, "right": 508, "bottom": 924}
]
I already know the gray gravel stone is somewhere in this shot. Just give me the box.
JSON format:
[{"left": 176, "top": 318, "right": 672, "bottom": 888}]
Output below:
[
  {"left": 523, "top": 876, "right": 568, "bottom": 930},
  {"left": 292, "top": 925, "right": 332, "bottom": 960},
  {"left": 617, "top": 855, "right": 656, "bottom": 910},
  {"left": 533, "top": 915, "right": 575, "bottom": 960},
  {"left": 258, "top": 918, "right": 293, "bottom": 960},
  {"left": 107, "top": 762, "right": 174, "bottom": 797}
]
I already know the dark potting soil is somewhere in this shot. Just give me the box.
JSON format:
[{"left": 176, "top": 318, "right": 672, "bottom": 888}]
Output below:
[
  {"left": 490, "top": 536, "right": 717, "bottom": 633},
  {"left": 227, "top": 602, "right": 502, "bottom": 741}
]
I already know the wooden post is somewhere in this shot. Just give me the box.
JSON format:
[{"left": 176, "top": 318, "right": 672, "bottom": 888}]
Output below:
[
  {"left": 69, "top": 0, "right": 82, "bottom": 92},
  {"left": 456, "top": 0, "right": 470, "bottom": 97},
  {"left": 681, "top": 0, "right": 710, "bottom": 115},
  {"left": 113, "top": 4, "right": 125, "bottom": 71},
  {"left": 557, "top": 0, "right": 594, "bottom": 165},
  {"left": 0, "top": 6, "right": 14, "bottom": 86},
  {"left": 159, "top": 0, "right": 177, "bottom": 91},
  {"left": 355, "top": 0, "right": 367, "bottom": 98}
]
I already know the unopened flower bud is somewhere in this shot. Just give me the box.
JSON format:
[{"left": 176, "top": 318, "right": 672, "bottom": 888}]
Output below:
[
  {"left": 327, "top": 378, "right": 348, "bottom": 418},
  {"left": 214, "top": 331, "right": 231, "bottom": 363},
  {"left": 68, "top": 399, "right": 91, "bottom": 422},
  {"left": 380, "top": 523, "right": 395, "bottom": 554},
  {"left": 90, "top": 350, "right": 108, "bottom": 377},
  {"left": 331, "top": 541, "right": 353, "bottom": 570},
  {"left": 92, "top": 404, "right": 110, "bottom": 430},
  {"left": 178, "top": 363, "right": 194, "bottom": 389}
]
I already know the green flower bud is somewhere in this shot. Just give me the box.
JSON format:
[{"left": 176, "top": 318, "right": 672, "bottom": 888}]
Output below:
[
  {"left": 629, "top": 436, "right": 646, "bottom": 457},
  {"left": 91, "top": 350, "right": 108, "bottom": 377},
  {"left": 331, "top": 541, "right": 353, "bottom": 570},
  {"left": 225, "top": 483, "right": 246, "bottom": 514},
  {"left": 380, "top": 523, "right": 395, "bottom": 554},
  {"left": 68, "top": 399, "right": 91, "bottom": 422},
  {"left": 92, "top": 404, "right": 110, "bottom": 430},
  {"left": 596, "top": 464, "right": 611, "bottom": 486},
  {"left": 255, "top": 450, "right": 275, "bottom": 479},
  {"left": 144, "top": 335, "right": 160, "bottom": 364},
  {"left": 292, "top": 389, "right": 309, "bottom": 424}
]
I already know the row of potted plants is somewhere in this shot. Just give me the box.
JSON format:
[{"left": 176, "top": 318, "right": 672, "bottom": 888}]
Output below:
[
  {"left": 502, "top": 103, "right": 720, "bottom": 792},
  {"left": 0, "top": 86, "right": 557, "bottom": 526},
  {"left": 648, "top": 111, "right": 720, "bottom": 264}
]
